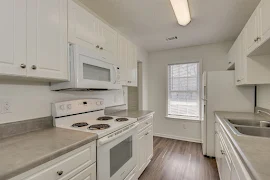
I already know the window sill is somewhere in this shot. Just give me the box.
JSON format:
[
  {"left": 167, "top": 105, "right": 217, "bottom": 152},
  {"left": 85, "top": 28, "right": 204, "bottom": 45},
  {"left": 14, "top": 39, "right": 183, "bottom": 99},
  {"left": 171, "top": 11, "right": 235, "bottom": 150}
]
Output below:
[{"left": 165, "top": 115, "right": 201, "bottom": 122}]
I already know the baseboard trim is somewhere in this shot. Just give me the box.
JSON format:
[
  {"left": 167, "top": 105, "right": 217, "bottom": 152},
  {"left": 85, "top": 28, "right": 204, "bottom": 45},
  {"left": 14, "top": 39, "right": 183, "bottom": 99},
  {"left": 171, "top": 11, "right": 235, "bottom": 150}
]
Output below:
[{"left": 154, "top": 133, "right": 202, "bottom": 143}]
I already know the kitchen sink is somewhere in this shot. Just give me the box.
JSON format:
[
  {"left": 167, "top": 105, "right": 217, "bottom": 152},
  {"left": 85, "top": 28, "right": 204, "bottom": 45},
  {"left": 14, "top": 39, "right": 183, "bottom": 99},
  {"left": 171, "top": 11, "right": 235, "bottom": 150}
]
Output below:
[
  {"left": 234, "top": 126, "right": 270, "bottom": 138},
  {"left": 227, "top": 119, "right": 261, "bottom": 126},
  {"left": 227, "top": 119, "right": 270, "bottom": 127}
]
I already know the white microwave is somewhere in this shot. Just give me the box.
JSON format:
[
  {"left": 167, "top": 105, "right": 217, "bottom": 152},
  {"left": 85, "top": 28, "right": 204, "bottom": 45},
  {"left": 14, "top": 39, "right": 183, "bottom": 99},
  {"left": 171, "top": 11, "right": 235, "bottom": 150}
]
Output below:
[{"left": 51, "top": 44, "right": 122, "bottom": 91}]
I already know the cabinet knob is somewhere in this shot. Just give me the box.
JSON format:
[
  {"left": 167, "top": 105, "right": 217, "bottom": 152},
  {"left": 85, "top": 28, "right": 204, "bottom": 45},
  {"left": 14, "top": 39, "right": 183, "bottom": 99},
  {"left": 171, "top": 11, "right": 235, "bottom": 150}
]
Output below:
[
  {"left": 237, "top": 80, "right": 241, "bottom": 82},
  {"left": 145, "top": 132, "right": 149, "bottom": 136},
  {"left": 20, "top": 64, "right": 26, "bottom": 69},
  {"left": 254, "top": 38, "right": 258, "bottom": 42},
  {"left": 100, "top": 47, "right": 103, "bottom": 50},
  {"left": 57, "top": 171, "right": 63, "bottom": 176},
  {"left": 257, "top": 37, "right": 261, "bottom": 41},
  {"left": 96, "top": 45, "right": 100, "bottom": 48},
  {"left": 228, "top": 62, "right": 231, "bottom": 64},
  {"left": 31, "top": 65, "right": 37, "bottom": 70}
]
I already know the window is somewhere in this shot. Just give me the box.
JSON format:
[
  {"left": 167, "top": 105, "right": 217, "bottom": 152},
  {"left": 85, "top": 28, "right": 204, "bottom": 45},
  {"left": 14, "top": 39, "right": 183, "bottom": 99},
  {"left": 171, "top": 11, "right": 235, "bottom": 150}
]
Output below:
[{"left": 167, "top": 62, "right": 200, "bottom": 120}]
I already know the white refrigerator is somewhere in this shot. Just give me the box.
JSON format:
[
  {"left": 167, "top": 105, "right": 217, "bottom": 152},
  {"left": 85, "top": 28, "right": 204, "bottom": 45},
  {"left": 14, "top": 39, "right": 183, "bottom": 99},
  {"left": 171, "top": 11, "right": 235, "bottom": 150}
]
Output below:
[{"left": 201, "top": 71, "right": 254, "bottom": 157}]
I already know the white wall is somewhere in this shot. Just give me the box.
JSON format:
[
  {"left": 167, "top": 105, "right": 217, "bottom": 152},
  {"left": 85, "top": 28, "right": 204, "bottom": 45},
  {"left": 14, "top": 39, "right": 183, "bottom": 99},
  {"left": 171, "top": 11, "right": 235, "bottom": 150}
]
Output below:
[
  {"left": 148, "top": 41, "right": 233, "bottom": 142},
  {"left": 137, "top": 47, "right": 149, "bottom": 110},
  {"left": 257, "top": 85, "right": 270, "bottom": 109},
  {"left": 0, "top": 79, "right": 127, "bottom": 124}
]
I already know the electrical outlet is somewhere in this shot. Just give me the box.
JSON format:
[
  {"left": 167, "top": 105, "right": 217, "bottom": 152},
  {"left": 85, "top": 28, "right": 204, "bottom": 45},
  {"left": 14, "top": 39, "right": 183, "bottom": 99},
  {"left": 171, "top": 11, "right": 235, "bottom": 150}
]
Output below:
[{"left": 1, "top": 100, "right": 12, "bottom": 114}]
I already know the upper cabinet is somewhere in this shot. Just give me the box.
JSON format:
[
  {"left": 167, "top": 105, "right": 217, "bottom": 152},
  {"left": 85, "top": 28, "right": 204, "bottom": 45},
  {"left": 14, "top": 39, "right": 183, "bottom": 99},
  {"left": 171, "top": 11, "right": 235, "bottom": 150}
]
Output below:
[
  {"left": 0, "top": 0, "right": 68, "bottom": 81},
  {"left": 246, "top": 0, "right": 270, "bottom": 56},
  {"left": 98, "top": 21, "right": 118, "bottom": 65},
  {"left": 27, "top": 0, "right": 68, "bottom": 81},
  {"left": 68, "top": 0, "right": 99, "bottom": 51},
  {"left": 127, "top": 42, "right": 138, "bottom": 86},
  {"left": 231, "top": 0, "right": 270, "bottom": 85},
  {"left": 0, "top": 0, "right": 27, "bottom": 77},
  {"left": 68, "top": 0, "right": 117, "bottom": 65},
  {"left": 117, "top": 34, "right": 128, "bottom": 85}
]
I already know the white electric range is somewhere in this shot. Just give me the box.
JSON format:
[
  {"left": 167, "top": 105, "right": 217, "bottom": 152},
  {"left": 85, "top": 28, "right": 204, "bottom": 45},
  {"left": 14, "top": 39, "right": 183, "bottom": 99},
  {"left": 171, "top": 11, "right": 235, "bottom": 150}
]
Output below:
[{"left": 52, "top": 99, "right": 138, "bottom": 180}]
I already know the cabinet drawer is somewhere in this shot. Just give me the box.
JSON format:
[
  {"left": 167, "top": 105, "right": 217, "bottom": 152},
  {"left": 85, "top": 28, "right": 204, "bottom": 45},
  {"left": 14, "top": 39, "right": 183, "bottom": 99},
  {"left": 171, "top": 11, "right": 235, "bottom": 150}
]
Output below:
[
  {"left": 24, "top": 142, "right": 96, "bottom": 180},
  {"left": 137, "top": 115, "right": 153, "bottom": 133},
  {"left": 219, "top": 124, "right": 234, "bottom": 161},
  {"left": 69, "top": 163, "right": 96, "bottom": 180}
]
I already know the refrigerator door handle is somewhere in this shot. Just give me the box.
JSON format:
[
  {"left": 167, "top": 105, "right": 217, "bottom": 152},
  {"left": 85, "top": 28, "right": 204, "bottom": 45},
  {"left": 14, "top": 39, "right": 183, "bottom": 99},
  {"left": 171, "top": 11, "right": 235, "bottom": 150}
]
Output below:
[{"left": 202, "top": 98, "right": 207, "bottom": 101}]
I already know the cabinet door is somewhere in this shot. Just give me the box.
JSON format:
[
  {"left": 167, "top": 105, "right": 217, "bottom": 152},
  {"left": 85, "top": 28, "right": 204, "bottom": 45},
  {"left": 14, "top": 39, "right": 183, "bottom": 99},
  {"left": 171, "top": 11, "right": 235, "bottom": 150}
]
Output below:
[
  {"left": 245, "top": 10, "right": 258, "bottom": 54},
  {"left": 117, "top": 35, "right": 128, "bottom": 85},
  {"left": 0, "top": 0, "right": 27, "bottom": 76},
  {"left": 27, "top": 0, "right": 68, "bottom": 80},
  {"left": 235, "top": 31, "right": 245, "bottom": 85},
  {"left": 99, "top": 21, "right": 118, "bottom": 64},
  {"left": 68, "top": 0, "right": 99, "bottom": 51},
  {"left": 230, "top": 163, "right": 240, "bottom": 180},
  {"left": 215, "top": 133, "right": 222, "bottom": 172},
  {"left": 258, "top": 0, "right": 270, "bottom": 44},
  {"left": 137, "top": 130, "right": 146, "bottom": 176},
  {"left": 127, "top": 42, "right": 138, "bottom": 86},
  {"left": 146, "top": 126, "right": 153, "bottom": 162}
]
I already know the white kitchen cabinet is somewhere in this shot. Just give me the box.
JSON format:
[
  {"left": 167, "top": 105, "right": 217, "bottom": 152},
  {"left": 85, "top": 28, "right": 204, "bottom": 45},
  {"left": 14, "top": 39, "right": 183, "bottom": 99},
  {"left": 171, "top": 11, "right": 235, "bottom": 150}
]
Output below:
[
  {"left": 230, "top": 162, "right": 240, "bottom": 180},
  {"left": 245, "top": 0, "right": 270, "bottom": 56},
  {"left": 117, "top": 34, "right": 128, "bottom": 85},
  {"left": 0, "top": 0, "right": 27, "bottom": 76},
  {"left": 137, "top": 129, "right": 147, "bottom": 176},
  {"left": 234, "top": 31, "right": 245, "bottom": 85},
  {"left": 11, "top": 141, "right": 97, "bottom": 180},
  {"left": 215, "top": 130, "right": 222, "bottom": 174},
  {"left": 127, "top": 42, "right": 138, "bottom": 87},
  {"left": 99, "top": 21, "right": 118, "bottom": 64},
  {"left": 258, "top": 0, "right": 270, "bottom": 46},
  {"left": 68, "top": 0, "right": 99, "bottom": 51},
  {"left": 27, "top": 0, "right": 68, "bottom": 81},
  {"left": 68, "top": 0, "right": 118, "bottom": 65},
  {"left": 245, "top": 9, "right": 259, "bottom": 55},
  {"left": 136, "top": 114, "right": 154, "bottom": 178},
  {"left": 215, "top": 117, "right": 252, "bottom": 180}
]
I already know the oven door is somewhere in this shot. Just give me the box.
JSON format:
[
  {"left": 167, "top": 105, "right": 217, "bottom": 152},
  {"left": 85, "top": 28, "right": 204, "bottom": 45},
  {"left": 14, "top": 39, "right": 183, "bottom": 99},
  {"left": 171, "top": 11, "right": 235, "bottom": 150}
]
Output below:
[
  {"left": 97, "top": 124, "right": 138, "bottom": 180},
  {"left": 73, "top": 45, "right": 121, "bottom": 90}
]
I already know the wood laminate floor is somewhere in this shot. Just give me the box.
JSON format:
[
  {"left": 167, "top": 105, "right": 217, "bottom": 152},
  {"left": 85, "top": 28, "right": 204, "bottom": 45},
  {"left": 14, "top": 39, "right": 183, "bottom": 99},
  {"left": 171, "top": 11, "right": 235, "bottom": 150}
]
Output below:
[{"left": 139, "top": 137, "right": 219, "bottom": 180}]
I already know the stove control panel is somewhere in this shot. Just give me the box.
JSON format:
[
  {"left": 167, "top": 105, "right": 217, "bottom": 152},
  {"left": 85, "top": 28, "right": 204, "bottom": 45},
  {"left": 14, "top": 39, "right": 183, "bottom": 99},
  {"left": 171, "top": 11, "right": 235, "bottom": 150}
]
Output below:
[{"left": 52, "top": 99, "right": 105, "bottom": 117}]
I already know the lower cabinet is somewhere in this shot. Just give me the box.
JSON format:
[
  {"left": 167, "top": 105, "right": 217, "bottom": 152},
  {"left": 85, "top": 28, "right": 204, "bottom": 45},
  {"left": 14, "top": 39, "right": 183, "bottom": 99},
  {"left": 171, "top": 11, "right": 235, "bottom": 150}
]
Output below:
[
  {"left": 10, "top": 141, "right": 96, "bottom": 180},
  {"left": 136, "top": 115, "right": 154, "bottom": 178},
  {"left": 215, "top": 118, "right": 252, "bottom": 180}
]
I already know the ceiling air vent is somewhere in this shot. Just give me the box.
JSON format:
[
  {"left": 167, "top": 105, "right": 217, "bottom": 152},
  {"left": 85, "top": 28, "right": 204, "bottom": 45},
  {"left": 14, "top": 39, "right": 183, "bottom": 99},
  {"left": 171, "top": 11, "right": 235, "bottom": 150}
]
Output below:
[{"left": 166, "top": 36, "right": 178, "bottom": 41}]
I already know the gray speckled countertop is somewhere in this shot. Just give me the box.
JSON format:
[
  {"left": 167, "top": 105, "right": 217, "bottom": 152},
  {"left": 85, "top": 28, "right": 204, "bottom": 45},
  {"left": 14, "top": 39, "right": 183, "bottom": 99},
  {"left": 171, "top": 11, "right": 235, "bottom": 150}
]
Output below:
[
  {"left": 107, "top": 110, "right": 154, "bottom": 119},
  {"left": 215, "top": 111, "right": 270, "bottom": 180},
  {"left": 0, "top": 127, "right": 97, "bottom": 180}
]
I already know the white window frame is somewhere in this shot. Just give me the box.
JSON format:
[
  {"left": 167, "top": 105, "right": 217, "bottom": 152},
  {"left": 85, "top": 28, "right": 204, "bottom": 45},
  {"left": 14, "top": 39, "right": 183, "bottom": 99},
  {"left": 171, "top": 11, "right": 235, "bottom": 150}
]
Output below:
[{"left": 166, "top": 60, "right": 202, "bottom": 121}]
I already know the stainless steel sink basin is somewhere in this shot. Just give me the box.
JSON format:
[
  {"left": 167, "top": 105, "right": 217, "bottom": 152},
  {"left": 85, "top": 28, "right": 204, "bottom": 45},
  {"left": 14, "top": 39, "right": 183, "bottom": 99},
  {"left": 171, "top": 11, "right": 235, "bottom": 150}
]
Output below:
[
  {"left": 227, "top": 119, "right": 270, "bottom": 127},
  {"left": 234, "top": 126, "right": 270, "bottom": 138},
  {"left": 228, "top": 119, "right": 260, "bottom": 126}
]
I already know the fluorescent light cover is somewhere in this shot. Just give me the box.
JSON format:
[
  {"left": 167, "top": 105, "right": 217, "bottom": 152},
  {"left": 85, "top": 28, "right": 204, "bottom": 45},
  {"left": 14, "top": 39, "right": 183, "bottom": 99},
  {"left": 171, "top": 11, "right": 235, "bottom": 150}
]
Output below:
[{"left": 170, "top": 0, "right": 191, "bottom": 26}]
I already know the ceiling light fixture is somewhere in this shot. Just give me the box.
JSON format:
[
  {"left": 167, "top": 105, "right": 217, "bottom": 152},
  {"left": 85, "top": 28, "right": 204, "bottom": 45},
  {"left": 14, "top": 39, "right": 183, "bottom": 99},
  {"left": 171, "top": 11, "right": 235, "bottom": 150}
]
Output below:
[{"left": 169, "top": 0, "right": 191, "bottom": 26}]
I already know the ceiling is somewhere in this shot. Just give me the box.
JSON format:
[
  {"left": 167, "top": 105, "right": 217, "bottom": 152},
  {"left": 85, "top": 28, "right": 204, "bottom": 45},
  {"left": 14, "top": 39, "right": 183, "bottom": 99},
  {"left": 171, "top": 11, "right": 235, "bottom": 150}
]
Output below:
[{"left": 80, "top": 0, "right": 260, "bottom": 52}]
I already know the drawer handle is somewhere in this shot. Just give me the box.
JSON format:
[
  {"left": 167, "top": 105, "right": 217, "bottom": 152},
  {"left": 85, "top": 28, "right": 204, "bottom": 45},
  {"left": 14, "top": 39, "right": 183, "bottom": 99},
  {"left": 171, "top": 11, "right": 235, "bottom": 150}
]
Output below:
[
  {"left": 221, "top": 150, "right": 225, "bottom": 155},
  {"left": 145, "top": 132, "right": 149, "bottom": 135},
  {"left": 146, "top": 122, "right": 149, "bottom": 124},
  {"left": 57, "top": 171, "right": 63, "bottom": 176}
]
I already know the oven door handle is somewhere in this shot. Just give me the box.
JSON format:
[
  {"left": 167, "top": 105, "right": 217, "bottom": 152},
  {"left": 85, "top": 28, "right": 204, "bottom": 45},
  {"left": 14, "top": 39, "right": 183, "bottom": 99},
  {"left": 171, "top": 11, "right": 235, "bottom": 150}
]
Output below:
[{"left": 98, "top": 123, "right": 138, "bottom": 146}]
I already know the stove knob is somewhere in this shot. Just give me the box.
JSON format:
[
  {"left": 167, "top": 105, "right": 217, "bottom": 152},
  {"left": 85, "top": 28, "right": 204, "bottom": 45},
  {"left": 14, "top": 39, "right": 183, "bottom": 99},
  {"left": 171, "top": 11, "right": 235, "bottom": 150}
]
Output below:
[
  {"left": 96, "top": 101, "right": 100, "bottom": 106},
  {"left": 59, "top": 105, "right": 65, "bottom": 110},
  {"left": 100, "top": 101, "right": 104, "bottom": 105},
  {"left": 67, "top": 104, "right": 72, "bottom": 110}
]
